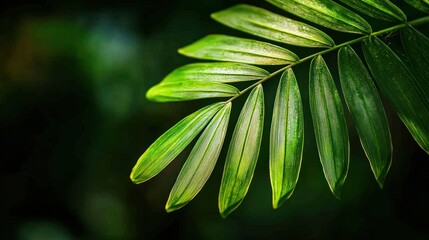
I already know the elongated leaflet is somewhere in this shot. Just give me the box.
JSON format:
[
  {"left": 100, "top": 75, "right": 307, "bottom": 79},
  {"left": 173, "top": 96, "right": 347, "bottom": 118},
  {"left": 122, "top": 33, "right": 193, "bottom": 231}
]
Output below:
[
  {"left": 405, "top": 0, "right": 429, "bottom": 14},
  {"left": 162, "top": 63, "right": 269, "bottom": 83},
  {"left": 338, "top": 0, "right": 406, "bottom": 22},
  {"left": 146, "top": 81, "right": 239, "bottom": 102},
  {"left": 268, "top": 0, "right": 372, "bottom": 34},
  {"left": 363, "top": 37, "right": 429, "bottom": 154},
  {"left": 130, "top": 102, "right": 224, "bottom": 183},
  {"left": 179, "top": 34, "right": 298, "bottom": 65},
  {"left": 219, "top": 85, "right": 264, "bottom": 217},
  {"left": 309, "top": 55, "right": 349, "bottom": 199},
  {"left": 212, "top": 4, "right": 334, "bottom": 48},
  {"left": 338, "top": 46, "right": 392, "bottom": 188},
  {"left": 270, "top": 69, "right": 304, "bottom": 209},
  {"left": 401, "top": 27, "right": 429, "bottom": 87},
  {"left": 166, "top": 103, "right": 231, "bottom": 212}
]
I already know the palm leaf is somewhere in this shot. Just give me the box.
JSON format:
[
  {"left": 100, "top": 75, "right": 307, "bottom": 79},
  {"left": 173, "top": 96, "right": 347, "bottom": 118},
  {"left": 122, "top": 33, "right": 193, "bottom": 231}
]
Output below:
[
  {"left": 219, "top": 85, "right": 264, "bottom": 218},
  {"left": 130, "top": 0, "right": 429, "bottom": 216},
  {"left": 270, "top": 69, "right": 304, "bottom": 209}
]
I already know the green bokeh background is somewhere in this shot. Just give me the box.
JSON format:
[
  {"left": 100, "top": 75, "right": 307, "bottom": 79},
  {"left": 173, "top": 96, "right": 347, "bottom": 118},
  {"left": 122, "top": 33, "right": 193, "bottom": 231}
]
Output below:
[{"left": 1, "top": 0, "right": 428, "bottom": 239}]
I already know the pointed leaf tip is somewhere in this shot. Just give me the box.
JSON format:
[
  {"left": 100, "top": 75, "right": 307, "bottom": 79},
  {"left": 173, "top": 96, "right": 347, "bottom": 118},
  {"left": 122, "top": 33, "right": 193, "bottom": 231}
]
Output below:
[
  {"left": 309, "top": 55, "right": 349, "bottom": 198},
  {"left": 219, "top": 85, "right": 264, "bottom": 217},
  {"left": 130, "top": 102, "right": 224, "bottom": 184},
  {"left": 270, "top": 68, "right": 304, "bottom": 209}
]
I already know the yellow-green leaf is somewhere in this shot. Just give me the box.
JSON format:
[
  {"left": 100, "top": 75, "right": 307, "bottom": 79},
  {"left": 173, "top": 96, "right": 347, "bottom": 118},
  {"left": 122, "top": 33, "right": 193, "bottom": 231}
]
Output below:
[
  {"left": 338, "top": 0, "right": 406, "bottom": 22},
  {"left": 211, "top": 4, "right": 334, "bottom": 48},
  {"left": 179, "top": 34, "right": 299, "bottom": 65},
  {"left": 146, "top": 81, "right": 239, "bottom": 102},
  {"left": 268, "top": 0, "right": 372, "bottom": 34},
  {"left": 166, "top": 103, "right": 231, "bottom": 212},
  {"left": 338, "top": 46, "right": 392, "bottom": 188},
  {"left": 219, "top": 85, "right": 264, "bottom": 217},
  {"left": 309, "top": 55, "right": 349, "bottom": 199},
  {"left": 270, "top": 69, "right": 304, "bottom": 209},
  {"left": 162, "top": 62, "right": 269, "bottom": 83},
  {"left": 363, "top": 37, "right": 429, "bottom": 154},
  {"left": 130, "top": 102, "right": 224, "bottom": 184}
]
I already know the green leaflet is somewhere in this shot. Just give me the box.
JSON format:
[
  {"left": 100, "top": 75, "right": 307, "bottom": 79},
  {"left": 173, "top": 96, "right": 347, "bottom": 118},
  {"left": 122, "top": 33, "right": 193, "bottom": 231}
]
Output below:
[
  {"left": 268, "top": 0, "right": 372, "bottom": 34},
  {"left": 405, "top": 0, "right": 429, "bottom": 14},
  {"left": 309, "top": 55, "right": 349, "bottom": 199},
  {"left": 363, "top": 37, "right": 429, "bottom": 154},
  {"left": 338, "top": 46, "right": 392, "bottom": 188},
  {"left": 162, "top": 62, "right": 269, "bottom": 83},
  {"left": 130, "top": 102, "right": 224, "bottom": 184},
  {"left": 219, "top": 85, "right": 264, "bottom": 218},
  {"left": 179, "top": 34, "right": 299, "bottom": 65},
  {"left": 146, "top": 81, "right": 239, "bottom": 102},
  {"left": 338, "top": 0, "right": 406, "bottom": 22},
  {"left": 401, "top": 27, "right": 429, "bottom": 86},
  {"left": 211, "top": 4, "right": 334, "bottom": 48},
  {"left": 270, "top": 69, "right": 304, "bottom": 209},
  {"left": 166, "top": 103, "right": 231, "bottom": 212}
]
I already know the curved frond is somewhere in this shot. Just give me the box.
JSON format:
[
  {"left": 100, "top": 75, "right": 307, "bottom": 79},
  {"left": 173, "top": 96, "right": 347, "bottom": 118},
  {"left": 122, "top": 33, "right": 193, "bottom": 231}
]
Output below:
[{"left": 338, "top": 0, "right": 406, "bottom": 22}]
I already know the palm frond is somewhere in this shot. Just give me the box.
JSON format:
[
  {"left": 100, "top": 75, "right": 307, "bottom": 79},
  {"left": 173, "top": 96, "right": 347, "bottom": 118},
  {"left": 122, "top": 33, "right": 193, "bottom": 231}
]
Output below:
[{"left": 131, "top": 0, "right": 429, "bottom": 216}]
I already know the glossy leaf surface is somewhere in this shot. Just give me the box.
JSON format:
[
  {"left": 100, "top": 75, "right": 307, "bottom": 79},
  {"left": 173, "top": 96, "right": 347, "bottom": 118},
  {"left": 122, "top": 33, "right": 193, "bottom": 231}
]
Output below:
[
  {"left": 219, "top": 85, "right": 264, "bottom": 217},
  {"left": 179, "top": 34, "right": 299, "bottom": 65},
  {"left": 363, "top": 37, "right": 429, "bottom": 154},
  {"left": 338, "top": 46, "right": 392, "bottom": 188},
  {"left": 270, "top": 69, "right": 304, "bottom": 209},
  {"left": 268, "top": 0, "right": 372, "bottom": 34},
  {"left": 166, "top": 103, "right": 231, "bottom": 212},
  {"left": 309, "top": 55, "right": 349, "bottom": 199},
  {"left": 212, "top": 4, "right": 334, "bottom": 48},
  {"left": 338, "top": 0, "right": 406, "bottom": 22},
  {"left": 162, "top": 62, "right": 269, "bottom": 83},
  {"left": 146, "top": 81, "right": 239, "bottom": 102},
  {"left": 130, "top": 102, "right": 224, "bottom": 183}
]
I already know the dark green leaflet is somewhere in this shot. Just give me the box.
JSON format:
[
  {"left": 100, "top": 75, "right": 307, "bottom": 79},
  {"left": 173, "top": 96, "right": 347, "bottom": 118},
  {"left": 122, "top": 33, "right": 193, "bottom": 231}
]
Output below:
[
  {"left": 338, "top": 0, "right": 406, "bottom": 22},
  {"left": 309, "top": 55, "right": 349, "bottom": 199},
  {"left": 405, "top": 0, "right": 429, "bottom": 14},
  {"left": 270, "top": 69, "right": 304, "bottom": 209},
  {"left": 401, "top": 27, "right": 429, "bottom": 86},
  {"left": 338, "top": 46, "right": 392, "bottom": 188},
  {"left": 363, "top": 37, "right": 429, "bottom": 154}
]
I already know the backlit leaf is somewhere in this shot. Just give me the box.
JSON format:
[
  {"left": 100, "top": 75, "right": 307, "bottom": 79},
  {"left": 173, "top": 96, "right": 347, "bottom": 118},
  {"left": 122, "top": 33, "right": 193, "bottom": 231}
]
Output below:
[
  {"left": 219, "top": 85, "right": 264, "bottom": 217},
  {"left": 270, "top": 69, "right": 304, "bottom": 209},
  {"left": 130, "top": 102, "right": 224, "bottom": 183},
  {"left": 338, "top": 0, "right": 406, "bottom": 22},
  {"left": 211, "top": 4, "right": 334, "bottom": 48},
  {"left": 309, "top": 55, "right": 349, "bottom": 199},
  {"left": 162, "top": 62, "right": 269, "bottom": 83},
  {"left": 146, "top": 81, "right": 239, "bottom": 102},
  {"left": 179, "top": 34, "right": 299, "bottom": 65},
  {"left": 166, "top": 103, "right": 231, "bottom": 212},
  {"left": 268, "top": 0, "right": 372, "bottom": 34},
  {"left": 363, "top": 37, "right": 429, "bottom": 154},
  {"left": 338, "top": 46, "right": 392, "bottom": 188}
]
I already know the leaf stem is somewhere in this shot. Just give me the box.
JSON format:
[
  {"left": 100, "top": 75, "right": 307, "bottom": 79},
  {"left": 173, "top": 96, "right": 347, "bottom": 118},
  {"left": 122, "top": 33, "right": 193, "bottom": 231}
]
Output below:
[{"left": 225, "top": 15, "right": 429, "bottom": 103}]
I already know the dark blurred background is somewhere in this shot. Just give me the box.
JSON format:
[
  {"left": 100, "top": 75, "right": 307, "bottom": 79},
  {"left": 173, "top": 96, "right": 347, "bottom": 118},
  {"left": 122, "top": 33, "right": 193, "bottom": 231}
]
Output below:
[{"left": 1, "top": 0, "right": 428, "bottom": 239}]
